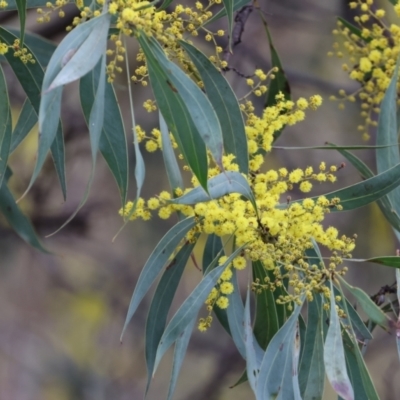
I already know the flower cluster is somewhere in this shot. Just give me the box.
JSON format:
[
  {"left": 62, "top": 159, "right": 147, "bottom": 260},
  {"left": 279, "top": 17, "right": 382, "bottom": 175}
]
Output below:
[
  {"left": 329, "top": 0, "right": 400, "bottom": 140},
  {"left": 0, "top": 39, "right": 35, "bottom": 64},
  {"left": 120, "top": 90, "right": 354, "bottom": 330}
]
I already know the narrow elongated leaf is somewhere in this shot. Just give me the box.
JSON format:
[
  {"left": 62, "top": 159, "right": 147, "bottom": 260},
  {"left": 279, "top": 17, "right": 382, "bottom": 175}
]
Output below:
[
  {"left": 153, "top": 245, "right": 245, "bottom": 373},
  {"left": 274, "top": 144, "right": 397, "bottom": 151},
  {"left": 331, "top": 145, "right": 400, "bottom": 231},
  {"left": 0, "top": 27, "right": 66, "bottom": 198},
  {"left": 146, "top": 242, "right": 196, "bottom": 395},
  {"left": 339, "top": 278, "right": 388, "bottom": 330},
  {"left": 342, "top": 329, "right": 379, "bottom": 400},
  {"left": 252, "top": 261, "right": 282, "bottom": 350},
  {"left": 121, "top": 217, "right": 196, "bottom": 339},
  {"left": 32, "top": 14, "right": 110, "bottom": 199},
  {"left": 15, "top": 0, "right": 26, "bottom": 46},
  {"left": 337, "top": 17, "right": 370, "bottom": 43},
  {"left": 159, "top": 0, "right": 174, "bottom": 10},
  {"left": 47, "top": 14, "right": 111, "bottom": 91},
  {"left": 350, "top": 256, "right": 400, "bottom": 268},
  {"left": 180, "top": 41, "right": 248, "bottom": 174},
  {"left": 222, "top": 0, "right": 233, "bottom": 51},
  {"left": 167, "top": 316, "right": 196, "bottom": 400},
  {"left": 287, "top": 162, "right": 400, "bottom": 212},
  {"left": 138, "top": 34, "right": 208, "bottom": 189},
  {"left": 244, "top": 286, "right": 259, "bottom": 395},
  {"left": 299, "top": 294, "right": 325, "bottom": 400},
  {"left": 159, "top": 112, "right": 183, "bottom": 194},
  {"left": 80, "top": 61, "right": 129, "bottom": 206},
  {"left": 171, "top": 171, "right": 257, "bottom": 213},
  {"left": 0, "top": 181, "right": 47, "bottom": 252},
  {"left": 0, "top": 64, "right": 12, "bottom": 188},
  {"left": 10, "top": 99, "right": 37, "bottom": 153},
  {"left": 257, "top": 298, "right": 304, "bottom": 400},
  {"left": 141, "top": 35, "right": 224, "bottom": 170},
  {"left": 324, "top": 282, "right": 354, "bottom": 400}
]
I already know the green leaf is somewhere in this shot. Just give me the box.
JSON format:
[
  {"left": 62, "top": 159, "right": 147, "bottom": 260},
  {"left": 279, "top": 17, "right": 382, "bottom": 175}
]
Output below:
[
  {"left": 350, "top": 256, "right": 400, "bottom": 269},
  {"left": 15, "top": 0, "right": 26, "bottom": 46},
  {"left": 252, "top": 261, "right": 283, "bottom": 350},
  {"left": 342, "top": 329, "right": 379, "bottom": 400},
  {"left": 0, "top": 181, "right": 48, "bottom": 252},
  {"left": 339, "top": 277, "right": 389, "bottom": 330},
  {"left": 159, "top": 112, "right": 183, "bottom": 194},
  {"left": 180, "top": 41, "right": 248, "bottom": 175},
  {"left": 167, "top": 316, "right": 196, "bottom": 400},
  {"left": 137, "top": 34, "right": 208, "bottom": 190},
  {"left": 171, "top": 171, "right": 258, "bottom": 215},
  {"left": 33, "top": 14, "right": 110, "bottom": 199},
  {"left": 80, "top": 61, "right": 129, "bottom": 207},
  {"left": 0, "top": 64, "right": 12, "bottom": 188},
  {"left": 259, "top": 12, "right": 290, "bottom": 142},
  {"left": 299, "top": 295, "right": 325, "bottom": 400},
  {"left": 140, "top": 35, "right": 224, "bottom": 171},
  {"left": 205, "top": 0, "right": 250, "bottom": 26},
  {"left": 331, "top": 144, "right": 400, "bottom": 232},
  {"left": 0, "top": 27, "right": 66, "bottom": 199},
  {"left": 289, "top": 162, "right": 400, "bottom": 212},
  {"left": 324, "top": 281, "right": 354, "bottom": 400},
  {"left": 257, "top": 298, "right": 304, "bottom": 399},
  {"left": 158, "top": 0, "right": 174, "bottom": 10},
  {"left": 222, "top": 0, "right": 233, "bottom": 51},
  {"left": 121, "top": 217, "right": 196, "bottom": 340},
  {"left": 153, "top": 245, "right": 245, "bottom": 374},
  {"left": 46, "top": 14, "right": 111, "bottom": 91},
  {"left": 244, "top": 286, "right": 260, "bottom": 395},
  {"left": 10, "top": 99, "right": 37, "bottom": 153},
  {"left": 145, "top": 241, "right": 195, "bottom": 395}
]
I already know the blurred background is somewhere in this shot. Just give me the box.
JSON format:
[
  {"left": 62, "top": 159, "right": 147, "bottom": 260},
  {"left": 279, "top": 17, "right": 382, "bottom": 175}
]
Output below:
[{"left": 1, "top": 0, "right": 399, "bottom": 399}]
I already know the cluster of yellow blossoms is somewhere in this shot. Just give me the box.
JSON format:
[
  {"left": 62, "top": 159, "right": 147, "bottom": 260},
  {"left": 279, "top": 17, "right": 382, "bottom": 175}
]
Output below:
[
  {"left": 0, "top": 38, "right": 35, "bottom": 63},
  {"left": 329, "top": 0, "right": 400, "bottom": 140},
  {"left": 120, "top": 90, "right": 355, "bottom": 330}
]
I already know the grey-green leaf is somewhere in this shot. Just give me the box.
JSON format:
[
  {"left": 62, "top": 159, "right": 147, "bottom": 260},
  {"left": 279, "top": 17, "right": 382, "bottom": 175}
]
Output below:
[
  {"left": 121, "top": 217, "right": 197, "bottom": 340},
  {"left": 180, "top": 41, "right": 248, "bottom": 174},
  {"left": 324, "top": 282, "right": 354, "bottom": 400},
  {"left": 140, "top": 35, "right": 223, "bottom": 170},
  {"left": 159, "top": 112, "right": 183, "bottom": 194},
  {"left": 153, "top": 245, "right": 245, "bottom": 373},
  {"left": 171, "top": 171, "right": 257, "bottom": 214},
  {"left": 10, "top": 99, "right": 37, "bottom": 153},
  {"left": 138, "top": 34, "right": 208, "bottom": 189},
  {"left": 145, "top": 241, "right": 196, "bottom": 395},
  {"left": 257, "top": 298, "right": 304, "bottom": 399}
]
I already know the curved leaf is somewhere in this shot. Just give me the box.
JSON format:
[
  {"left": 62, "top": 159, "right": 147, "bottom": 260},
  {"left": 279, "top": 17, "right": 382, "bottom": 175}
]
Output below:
[
  {"left": 15, "top": 0, "right": 26, "bottom": 46},
  {"left": 80, "top": 61, "right": 129, "bottom": 206},
  {"left": 167, "top": 316, "right": 196, "bottom": 400},
  {"left": 244, "top": 286, "right": 259, "bottom": 395},
  {"left": 138, "top": 34, "right": 208, "bottom": 190},
  {"left": 205, "top": 0, "right": 251, "bottom": 26},
  {"left": 180, "top": 41, "right": 248, "bottom": 175},
  {"left": 159, "top": 112, "right": 183, "bottom": 194},
  {"left": 121, "top": 216, "right": 196, "bottom": 339},
  {"left": 153, "top": 245, "right": 245, "bottom": 374},
  {"left": 145, "top": 241, "right": 196, "bottom": 394},
  {"left": 140, "top": 35, "right": 223, "bottom": 171},
  {"left": 256, "top": 298, "right": 304, "bottom": 400},
  {"left": 324, "top": 282, "right": 354, "bottom": 400},
  {"left": 0, "top": 27, "right": 66, "bottom": 199},
  {"left": 171, "top": 171, "right": 257, "bottom": 213}
]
